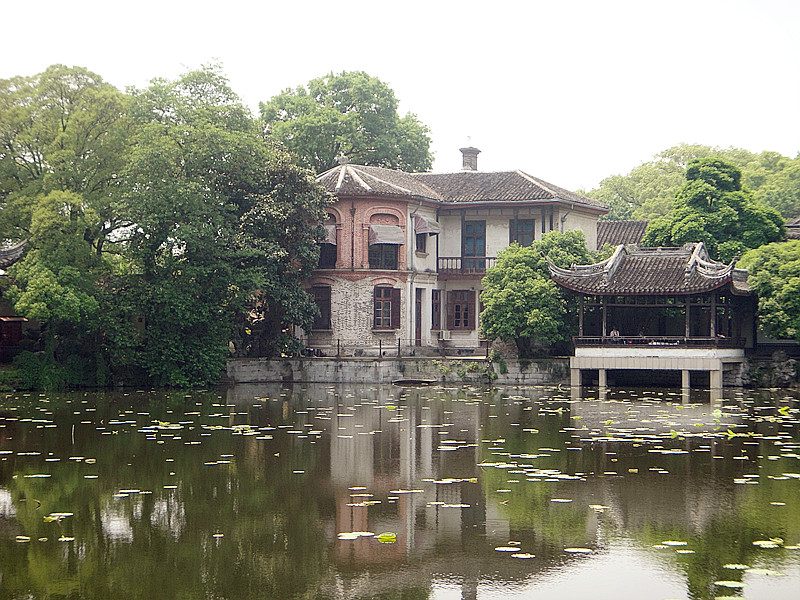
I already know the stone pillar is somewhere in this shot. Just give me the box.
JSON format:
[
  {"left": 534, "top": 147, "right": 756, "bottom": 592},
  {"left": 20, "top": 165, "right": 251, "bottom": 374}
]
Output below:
[
  {"left": 710, "top": 368, "right": 722, "bottom": 390},
  {"left": 571, "top": 368, "right": 581, "bottom": 387},
  {"left": 681, "top": 369, "right": 690, "bottom": 388},
  {"left": 598, "top": 368, "right": 607, "bottom": 388}
]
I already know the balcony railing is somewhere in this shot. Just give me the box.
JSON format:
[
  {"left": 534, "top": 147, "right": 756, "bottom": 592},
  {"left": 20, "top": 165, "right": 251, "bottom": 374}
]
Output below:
[
  {"left": 438, "top": 256, "right": 497, "bottom": 275},
  {"left": 574, "top": 336, "right": 745, "bottom": 349}
]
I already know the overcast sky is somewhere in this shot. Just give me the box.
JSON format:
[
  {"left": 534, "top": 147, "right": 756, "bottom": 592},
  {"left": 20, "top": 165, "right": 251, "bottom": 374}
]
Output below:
[{"left": 3, "top": 0, "right": 799, "bottom": 191}]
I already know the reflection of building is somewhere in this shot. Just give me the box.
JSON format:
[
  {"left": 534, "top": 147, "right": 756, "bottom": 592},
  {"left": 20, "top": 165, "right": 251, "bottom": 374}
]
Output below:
[
  {"left": 549, "top": 243, "right": 755, "bottom": 388},
  {"left": 305, "top": 149, "right": 607, "bottom": 356}
]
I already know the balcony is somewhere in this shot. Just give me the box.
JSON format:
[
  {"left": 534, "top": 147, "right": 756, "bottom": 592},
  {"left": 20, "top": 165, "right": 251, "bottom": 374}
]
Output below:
[{"left": 438, "top": 256, "right": 497, "bottom": 276}]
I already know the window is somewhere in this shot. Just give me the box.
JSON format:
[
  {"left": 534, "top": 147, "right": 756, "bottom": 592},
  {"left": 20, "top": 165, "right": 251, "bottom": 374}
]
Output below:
[
  {"left": 416, "top": 232, "right": 427, "bottom": 253},
  {"left": 463, "top": 220, "right": 486, "bottom": 270},
  {"left": 447, "top": 290, "right": 475, "bottom": 330},
  {"left": 374, "top": 287, "right": 400, "bottom": 329},
  {"left": 311, "top": 286, "right": 331, "bottom": 329},
  {"left": 510, "top": 219, "right": 535, "bottom": 246},
  {"left": 318, "top": 243, "right": 337, "bottom": 269},
  {"left": 369, "top": 244, "right": 398, "bottom": 270},
  {"left": 431, "top": 289, "right": 441, "bottom": 329}
]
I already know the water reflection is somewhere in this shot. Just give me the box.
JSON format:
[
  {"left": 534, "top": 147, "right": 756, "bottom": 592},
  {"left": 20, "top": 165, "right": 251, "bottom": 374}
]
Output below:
[{"left": 0, "top": 384, "right": 798, "bottom": 599}]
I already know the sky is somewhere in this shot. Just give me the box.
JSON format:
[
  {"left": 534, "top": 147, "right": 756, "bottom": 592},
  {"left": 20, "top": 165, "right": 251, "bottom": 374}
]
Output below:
[{"left": 2, "top": 0, "right": 799, "bottom": 191}]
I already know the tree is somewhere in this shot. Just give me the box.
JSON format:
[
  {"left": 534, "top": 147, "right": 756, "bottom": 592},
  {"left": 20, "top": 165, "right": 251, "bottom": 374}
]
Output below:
[
  {"left": 641, "top": 158, "right": 784, "bottom": 262},
  {"left": 585, "top": 143, "right": 800, "bottom": 221},
  {"left": 739, "top": 240, "right": 800, "bottom": 342},
  {"left": 121, "top": 66, "right": 328, "bottom": 386},
  {"left": 480, "top": 230, "right": 593, "bottom": 356},
  {"left": 0, "top": 66, "right": 134, "bottom": 388},
  {"left": 260, "top": 71, "right": 432, "bottom": 173}
]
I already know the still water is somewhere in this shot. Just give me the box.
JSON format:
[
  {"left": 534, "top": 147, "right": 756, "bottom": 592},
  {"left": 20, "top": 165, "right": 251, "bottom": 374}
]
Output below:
[{"left": 0, "top": 383, "right": 798, "bottom": 600}]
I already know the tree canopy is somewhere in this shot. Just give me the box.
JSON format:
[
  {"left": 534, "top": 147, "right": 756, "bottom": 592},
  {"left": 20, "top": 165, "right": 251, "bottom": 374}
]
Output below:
[
  {"left": 259, "top": 71, "right": 433, "bottom": 174},
  {"left": 480, "top": 231, "right": 594, "bottom": 356},
  {"left": 1, "top": 65, "right": 328, "bottom": 388},
  {"left": 585, "top": 143, "right": 800, "bottom": 221},
  {"left": 641, "top": 158, "right": 784, "bottom": 262},
  {"left": 739, "top": 240, "right": 800, "bottom": 342}
]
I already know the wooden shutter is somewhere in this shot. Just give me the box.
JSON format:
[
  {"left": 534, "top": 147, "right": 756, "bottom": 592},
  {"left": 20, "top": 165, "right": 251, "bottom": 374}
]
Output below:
[
  {"left": 446, "top": 291, "right": 455, "bottom": 330},
  {"left": 466, "top": 290, "right": 476, "bottom": 330},
  {"left": 390, "top": 287, "right": 401, "bottom": 329}
]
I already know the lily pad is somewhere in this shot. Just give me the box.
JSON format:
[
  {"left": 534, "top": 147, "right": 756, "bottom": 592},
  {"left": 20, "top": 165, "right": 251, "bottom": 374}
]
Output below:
[{"left": 714, "top": 581, "right": 744, "bottom": 588}]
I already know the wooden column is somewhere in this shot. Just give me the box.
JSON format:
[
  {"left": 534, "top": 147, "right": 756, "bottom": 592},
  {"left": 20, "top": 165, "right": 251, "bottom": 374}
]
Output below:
[
  {"left": 601, "top": 296, "right": 607, "bottom": 337},
  {"left": 710, "top": 294, "right": 717, "bottom": 337},
  {"left": 685, "top": 298, "right": 691, "bottom": 337},
  {"left": 578, "top": 296, "right": 584, "bottom": 336}
]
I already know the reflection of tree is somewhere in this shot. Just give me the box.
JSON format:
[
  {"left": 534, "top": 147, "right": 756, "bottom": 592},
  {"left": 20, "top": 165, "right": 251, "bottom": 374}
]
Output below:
[
  {"left": 478, "top": 394, "right": 590, "bottom": 550},
  {"left": 0, "top": 389, "right": 331, "bottom": 600}
]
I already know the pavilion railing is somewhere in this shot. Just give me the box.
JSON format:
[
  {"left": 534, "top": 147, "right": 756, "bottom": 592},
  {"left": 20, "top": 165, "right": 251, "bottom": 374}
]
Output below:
[
  {"left": 438, "top": 256, "right": 497, "bottom": 275},
  {"left": 573, "top": 336, "right": 745, "bottom": 349}
]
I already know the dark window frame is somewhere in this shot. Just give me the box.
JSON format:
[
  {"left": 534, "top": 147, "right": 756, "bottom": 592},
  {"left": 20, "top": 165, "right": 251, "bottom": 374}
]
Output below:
[
  {"left": 416, "top": 232, "right": 427, "bottom": 253},
  {"left": 311, "top": 285, "right": 331, "bottom": 330},
  {"left": 446, "top": 290, "right": 476, "bottom": 330},
  {"left": 374, "top": 286, "right": 401, "bottom": 330},
  {"left": 510, "top": 218, "right": 535, "bottom": 246},
  {"left": 369, "top": 244, "right": 399, "bottom": 270},
  {"left": 318, "top": 243, "right": 337, "bottom": 269}
]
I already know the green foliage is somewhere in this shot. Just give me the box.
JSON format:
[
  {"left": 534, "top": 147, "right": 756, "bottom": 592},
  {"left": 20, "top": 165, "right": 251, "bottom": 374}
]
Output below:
[
  {"left": 480, "top": 230, "right": 593, "bottom": 356},
  {"left": 739, "top": 240, "right": 800, "bottom": 341},
  {"left": 642, "top": 158, "right": 784, "bottom": 262},
  {"left": 1, "top": 64, "right": 328, "bottom": 389},
  {"left": 121, "top": 66, "right": 328, "bottom": 385},
  {"left": 260, "top": 71, "right": 433, "bottom": 173},
  {"left": 585, "top": 143, "right": 800, "bottom": 220}
]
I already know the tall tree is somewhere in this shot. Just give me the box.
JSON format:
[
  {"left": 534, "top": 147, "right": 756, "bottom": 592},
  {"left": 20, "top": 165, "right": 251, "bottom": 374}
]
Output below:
[
  {"left": 641, "top": 158, "right": 784, "bottom": 262},
  {"left": 260, "top": 71, "right": 432, "bottom": 173},
  {"left": 480, "top": 231, "right": 593, "bottom": 356},
  {"left": 122, "top": 66, "right": 328, "bottom": 386},
  {"left": 0, "top": 66, "right": 134, "bottom": 388}
]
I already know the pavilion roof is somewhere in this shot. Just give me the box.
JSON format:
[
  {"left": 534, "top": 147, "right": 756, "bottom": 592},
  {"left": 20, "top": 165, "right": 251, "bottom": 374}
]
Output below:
[
  {"left": 548, "top": 243, "right": 751, "bottom": 296},
  {"left": 0, "top": 240, "right": 26, "bottom": 269}
]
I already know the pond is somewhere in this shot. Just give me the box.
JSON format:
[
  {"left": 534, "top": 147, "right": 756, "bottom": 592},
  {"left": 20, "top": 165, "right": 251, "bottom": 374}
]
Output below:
[{"left": 0, "top": 383, "right": 798, "bottom": 600}]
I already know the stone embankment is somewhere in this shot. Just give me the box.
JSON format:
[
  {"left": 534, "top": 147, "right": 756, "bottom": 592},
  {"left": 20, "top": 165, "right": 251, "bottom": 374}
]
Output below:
[{"left": 226, "top": 357, "right": 570, "bottom": 386}]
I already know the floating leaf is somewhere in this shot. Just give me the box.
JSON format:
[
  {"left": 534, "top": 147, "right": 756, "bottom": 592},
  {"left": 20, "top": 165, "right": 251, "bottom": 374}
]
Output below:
[
  {"left": 745, "top": 568, "right": 785, "bottom": 576},
  {"left": 714, "top": 581, "right": 744, "bottom": 589},
  {"left": 564, "top": 547, "right": 592, "bottom": 554},
  {"left": 377, "top": 532, "right": 396, "bottom": 543}
]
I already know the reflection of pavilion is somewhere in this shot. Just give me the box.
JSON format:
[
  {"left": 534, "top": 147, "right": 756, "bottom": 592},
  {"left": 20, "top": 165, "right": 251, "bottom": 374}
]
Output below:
[{"left": 549, "top": 243, "right": 755, "bottom": 389}]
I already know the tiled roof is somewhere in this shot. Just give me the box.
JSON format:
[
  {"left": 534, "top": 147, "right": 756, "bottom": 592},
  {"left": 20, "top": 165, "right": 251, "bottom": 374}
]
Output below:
[
  {"left": 597, "top": 220, "right": 649, "bottom": 247},
  {"left": 0, "top": 241, "right": 26, "bottom": 269},
  {"left": 786, "top": 217, "right": 800, "bottom": 240},
  {"left": 316, "top": 164, "right": 442, "bottom": 201},
  {"left": 415, "top": 170, "right": 608, "bottom": 211},
  {"left": 317, "top": 162, "right": 608, "bottom": 213},
  {"left": 549, "top": 243, "right": 750, "bottom": 296}
]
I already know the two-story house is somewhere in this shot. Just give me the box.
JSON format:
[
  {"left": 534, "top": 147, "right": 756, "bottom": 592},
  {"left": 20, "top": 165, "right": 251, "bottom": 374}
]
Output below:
[{"left": 304, "top": 148, "right": 608, "bottom": 356}]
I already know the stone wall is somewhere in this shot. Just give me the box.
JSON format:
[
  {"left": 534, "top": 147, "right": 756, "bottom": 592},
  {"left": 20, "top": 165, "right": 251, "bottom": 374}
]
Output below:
[{"left": 226, "top": 357, "right": 570, "bottom": 386}]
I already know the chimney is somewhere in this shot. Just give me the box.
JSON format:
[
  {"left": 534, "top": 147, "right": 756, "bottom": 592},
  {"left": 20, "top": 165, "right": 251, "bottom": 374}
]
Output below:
[{"left": 459, "top": 146, "right": 480, "bottom": 171}]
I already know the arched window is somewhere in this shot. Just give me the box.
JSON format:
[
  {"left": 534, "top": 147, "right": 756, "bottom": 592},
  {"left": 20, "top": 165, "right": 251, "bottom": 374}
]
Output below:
[{"left": 318, "top": 214, "right": 337, "bottom": 269}]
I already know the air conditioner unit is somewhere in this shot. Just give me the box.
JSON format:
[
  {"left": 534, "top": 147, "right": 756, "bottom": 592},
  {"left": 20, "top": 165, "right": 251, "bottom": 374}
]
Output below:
[{"left": 439, "top": 330, "right": 451, "bottom": 341}]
